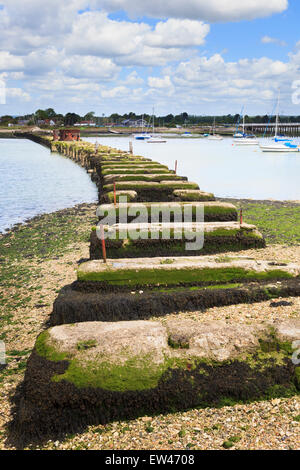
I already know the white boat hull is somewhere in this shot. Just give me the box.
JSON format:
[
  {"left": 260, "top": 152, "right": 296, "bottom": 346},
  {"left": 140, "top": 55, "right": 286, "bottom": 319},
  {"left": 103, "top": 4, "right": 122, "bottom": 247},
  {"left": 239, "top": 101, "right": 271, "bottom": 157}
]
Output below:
[
  {"left": 147, "top": 137, "right": 167, "bottom": 143},
  {"left": 207, "top": 135, "right": 223, "bottom": 141},
  {"left": 235, "top": 139, "right": 258, "bottom": 146},
  {"left": 260, "top": 144, "right": 299, "bottom": 153}
]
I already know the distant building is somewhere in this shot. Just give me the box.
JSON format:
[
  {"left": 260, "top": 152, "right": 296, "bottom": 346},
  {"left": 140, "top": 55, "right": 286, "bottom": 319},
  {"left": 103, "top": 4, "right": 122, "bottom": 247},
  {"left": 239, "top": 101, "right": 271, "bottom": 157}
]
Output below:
[
  {"left": 18, "top": 119, "right": 30, "bottom": 126},
  {"left": 53, "top": 129, "right": 80, "bottom": 141},
  {"left": 74, "top": 121, "right": 96, "bottom": 127},
  {"left": 121, "top": 119, "right": 148, "bottom": 128}
]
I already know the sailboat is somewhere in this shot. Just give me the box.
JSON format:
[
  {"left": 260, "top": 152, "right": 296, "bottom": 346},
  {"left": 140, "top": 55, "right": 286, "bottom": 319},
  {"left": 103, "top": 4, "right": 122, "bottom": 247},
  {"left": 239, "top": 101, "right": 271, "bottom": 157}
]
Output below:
[
  {"left": 134, "top": 115, "right": 151, "bottom": 140},
  {"left": 147, "top": 109, "right": 167, "bottom": 143},
  {"left": 234, "top": 115, "right": 258, "bottom": 145},
  {"left": 260, "top": 91, "right": 299, "bottom": 153},
  {"left": 207, "top": 117, "right": 223, "bottom": 140}
]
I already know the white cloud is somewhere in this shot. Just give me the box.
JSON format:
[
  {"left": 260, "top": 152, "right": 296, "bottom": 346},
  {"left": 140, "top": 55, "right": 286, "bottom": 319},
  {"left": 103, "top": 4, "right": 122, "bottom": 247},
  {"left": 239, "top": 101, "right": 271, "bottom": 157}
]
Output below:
[
  {"left": 65, "top": 12, "right": 150, "bottom": 58},
  {"left": 261, "top": 35, "right": 287, "bottom": 46},
  {"left": 0, "top": 52, "right": 24, "bottom": 71},
  {"left": 62, "top": 56, "right": 120, "bottom": 80},
  {"left": 101, "top": 86, "right": 130, "bottom": 98},
  {"left": 146, "top": 19, "right": 210, "bottom": 48},
  {"left": 65, "top": 13, "right": 206, "bottom": 66},
  {"left": 97, "top": 0, "right": 288, "bottom": 22},
  {"left": 148, "top": 75, "right": 173, "bottom": 88},
  {"left": 124, "top": 71, "right": 144, "bottom": 85},
  {"left": 6, "top": 87, "right": 31, "bottom": 102}
]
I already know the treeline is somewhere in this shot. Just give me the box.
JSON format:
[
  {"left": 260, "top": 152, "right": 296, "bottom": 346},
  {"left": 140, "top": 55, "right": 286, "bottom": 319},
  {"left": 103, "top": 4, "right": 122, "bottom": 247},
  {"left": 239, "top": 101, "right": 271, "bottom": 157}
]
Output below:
[{"left": 2, "top": 108, "right": 300, "bottom": 127}]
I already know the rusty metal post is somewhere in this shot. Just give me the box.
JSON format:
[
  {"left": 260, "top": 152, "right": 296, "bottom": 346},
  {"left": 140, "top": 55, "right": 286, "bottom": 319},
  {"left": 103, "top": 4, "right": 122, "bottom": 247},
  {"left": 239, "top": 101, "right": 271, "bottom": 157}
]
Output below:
[{"left": 100, "top": 224, "right": 107, "bottom": 263}]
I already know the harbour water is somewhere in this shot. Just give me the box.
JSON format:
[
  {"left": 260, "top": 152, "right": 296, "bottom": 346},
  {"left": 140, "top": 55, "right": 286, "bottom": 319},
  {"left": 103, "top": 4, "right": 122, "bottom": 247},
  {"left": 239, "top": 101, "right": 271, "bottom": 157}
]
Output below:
[
  {"left": 86, "top": 136, "right": 300, "bottom": 201},
  {"left": 0, "top": 138, "right": 98, "bottom": 233}
]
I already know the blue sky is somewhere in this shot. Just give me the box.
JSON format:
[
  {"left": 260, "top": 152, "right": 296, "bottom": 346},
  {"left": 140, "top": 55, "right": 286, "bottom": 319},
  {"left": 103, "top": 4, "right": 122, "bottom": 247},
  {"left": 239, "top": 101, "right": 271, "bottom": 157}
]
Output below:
[{"left": 0, "top": 0, "right": 300, "bottom": 116}]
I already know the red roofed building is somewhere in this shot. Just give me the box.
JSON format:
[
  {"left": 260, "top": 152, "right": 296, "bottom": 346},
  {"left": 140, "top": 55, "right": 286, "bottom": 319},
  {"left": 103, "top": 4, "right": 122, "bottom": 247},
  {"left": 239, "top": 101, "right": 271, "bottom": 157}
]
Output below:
[{"left": 53, "top": 129, "right": 80, "bottom": 141}]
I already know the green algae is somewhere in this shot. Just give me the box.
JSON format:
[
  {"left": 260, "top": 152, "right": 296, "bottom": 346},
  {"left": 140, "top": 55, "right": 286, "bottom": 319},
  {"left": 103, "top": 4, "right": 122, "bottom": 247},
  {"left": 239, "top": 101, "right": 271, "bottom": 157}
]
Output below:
[
  {"left": 103, "top": 182, "right": 199, "bottom": 192},
  {"left": 103, "top": 174, "right": 184, "bottom": 183},
  {"left": 102, "top": 168, "right": 171, "bottom": 175},
  {"left": 98, "top": 203, "right": 237, "bottom": 221},
  {"left": 51, "top": 354, "right": 167, "bottom": 392},
  {"left": 77, "top": 265, "right": 293, "bottom": 288}
]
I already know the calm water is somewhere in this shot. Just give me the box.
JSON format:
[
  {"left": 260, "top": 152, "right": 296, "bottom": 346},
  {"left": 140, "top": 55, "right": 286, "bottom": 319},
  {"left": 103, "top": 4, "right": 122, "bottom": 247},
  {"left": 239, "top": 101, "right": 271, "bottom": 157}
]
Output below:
[
  {"left": 0, "top": 139, "right": 97, "bottom": 233},
  {"left": 86, "top": 136, "right": 300, "bottom": 201}
]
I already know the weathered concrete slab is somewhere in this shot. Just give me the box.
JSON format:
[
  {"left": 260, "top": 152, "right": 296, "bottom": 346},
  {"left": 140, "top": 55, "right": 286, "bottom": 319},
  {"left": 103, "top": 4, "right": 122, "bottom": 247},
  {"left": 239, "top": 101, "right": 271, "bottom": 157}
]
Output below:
[
  {"left": 103, "top": 181, "right": 200, "bottom": 202},
  {"left": 173, "top": 190, "right": 215, "bottom": 201},
  {"left": 100, "top": 190, "right": 138, "bottom": 204},
  {"left": 15, "top": 319, "right": 300, "bottom": 443},
  {"left": 101, "top": 167, "right": 172, "bottom": 175},
  {"left": 97, "top": 201, "right": 238, "bottom": 223},
  {"left": 90, "top": 222, "right": 265, "bottom": 258},
  {"left": 103, "top": 174, "right": 187, "bottom": 184},
  {"left": 78, "top": 254, "right": 298, "bottom": 287}
]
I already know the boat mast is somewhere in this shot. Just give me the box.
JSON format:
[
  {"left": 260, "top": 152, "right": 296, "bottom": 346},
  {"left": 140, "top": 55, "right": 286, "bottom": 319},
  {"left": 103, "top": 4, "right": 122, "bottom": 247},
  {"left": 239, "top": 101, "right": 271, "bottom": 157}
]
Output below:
[
  {"left": 152, "top": 107, "right": 155, "bottom": 135},
  {"left": 275, "top": 89, "right": 280, "bottom": 138}
]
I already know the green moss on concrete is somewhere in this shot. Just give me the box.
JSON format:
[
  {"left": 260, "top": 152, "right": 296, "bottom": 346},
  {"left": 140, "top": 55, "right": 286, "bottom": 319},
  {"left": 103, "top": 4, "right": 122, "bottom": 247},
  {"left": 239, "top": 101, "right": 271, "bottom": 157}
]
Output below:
[
  {"left": 168, "top": 337, "right": 190, "bottom": 350},
  {"left": 174, "top": 190, "right": 215, "bottom": 202},
  {"left": 104, "top": 191, "right": 137, "bottom": 203},
  {"left": 102, "top": 168, "right": 171, "bottom": 176},
  {"left": 98, "top": 203, "right": 237, "bottom": 222},
  {"left": 103, "top": 174, "right": 184, "bottom": 183},
  {"left": 35, "top": 331, "right": 69, "bottom": 362},
  {"left": 51, "top": 354, "right": 167, "bottom": 392},
  {"left": 77, "top": 265, "right": 293, "bottom": 288},
  {"left": 101, "top": 162, "right": 168, "bottom": 168},
  {"left": 77, "top": 340, "right": 97, "bottom": 351},
  {"left": 103, "top": 182, "right": 199, "bottom": 192}
]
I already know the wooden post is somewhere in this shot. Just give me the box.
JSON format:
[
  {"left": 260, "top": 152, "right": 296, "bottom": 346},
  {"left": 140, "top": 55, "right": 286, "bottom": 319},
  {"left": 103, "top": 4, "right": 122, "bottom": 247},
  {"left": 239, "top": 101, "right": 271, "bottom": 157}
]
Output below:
[
  {"left": 240, "top": 209, "right": 243, "bottom": 225},
  {"left": 175, "top": 160, "right": 178, "bottom": 174},
  {"left": 129, "top": 141, "right": 133, "bottom": 155},
  {"left": 100, "top": 224, "right": 107, "bottom": 263}
]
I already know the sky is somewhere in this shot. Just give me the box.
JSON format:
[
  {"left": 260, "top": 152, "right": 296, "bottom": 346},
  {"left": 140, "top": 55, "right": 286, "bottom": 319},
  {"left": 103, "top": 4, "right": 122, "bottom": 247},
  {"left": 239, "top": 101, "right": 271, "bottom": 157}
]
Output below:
[{"left": 0, "top": 0, "right": 300, "bottom": 116}]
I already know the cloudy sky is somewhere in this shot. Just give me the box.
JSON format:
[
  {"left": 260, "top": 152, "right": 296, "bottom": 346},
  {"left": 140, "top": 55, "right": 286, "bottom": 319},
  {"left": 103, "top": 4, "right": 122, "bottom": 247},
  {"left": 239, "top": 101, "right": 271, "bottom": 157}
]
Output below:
[{"left": 0, "top": 0, "right": 300, "bottom": 116}]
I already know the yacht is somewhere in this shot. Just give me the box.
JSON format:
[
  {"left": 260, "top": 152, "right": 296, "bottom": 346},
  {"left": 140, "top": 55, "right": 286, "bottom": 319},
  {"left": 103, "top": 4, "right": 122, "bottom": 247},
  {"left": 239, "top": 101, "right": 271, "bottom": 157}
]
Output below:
[
  {"left": 207, "top": 117, "right": 223, "bottom": 140},
  {"left": 260, "top": 90, "right": 299, "bottom": 152}
]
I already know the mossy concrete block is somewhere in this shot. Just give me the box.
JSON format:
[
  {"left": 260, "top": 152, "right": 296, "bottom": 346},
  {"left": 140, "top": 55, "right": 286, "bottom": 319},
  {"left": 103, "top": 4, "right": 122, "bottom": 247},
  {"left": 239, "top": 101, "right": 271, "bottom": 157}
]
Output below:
[
  {"left": 101, "top": 168, "right": 172, "bottom": 176},
  {"left": 90, "top": 222, "right": 266, "bottom": 259},
  {"left": 103, "top": 174, "right": 186, "bottom": 184},
  {"left": 15, "top": 319, "right": 300, "bottom": 443},
  {"left": 174, "top": 190, "right": 215, "bottom": 202},
  {"left": 102, "top": 181, "right": 200, "bottom": 202},
  {"left": 97, "top": 201, "right": 238, "bottom": 223},
  {"left": 79, "top": 254, "right": 297, "bottom": 289},
  {"left": 51, "top": 278, "right": 300, "bottom": 325},
  {"left": 100, "top": 162, "right": 167, "bottom": 169},
  {"left": 100, "top": 190, "right": 138, "bottom": 204}
]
